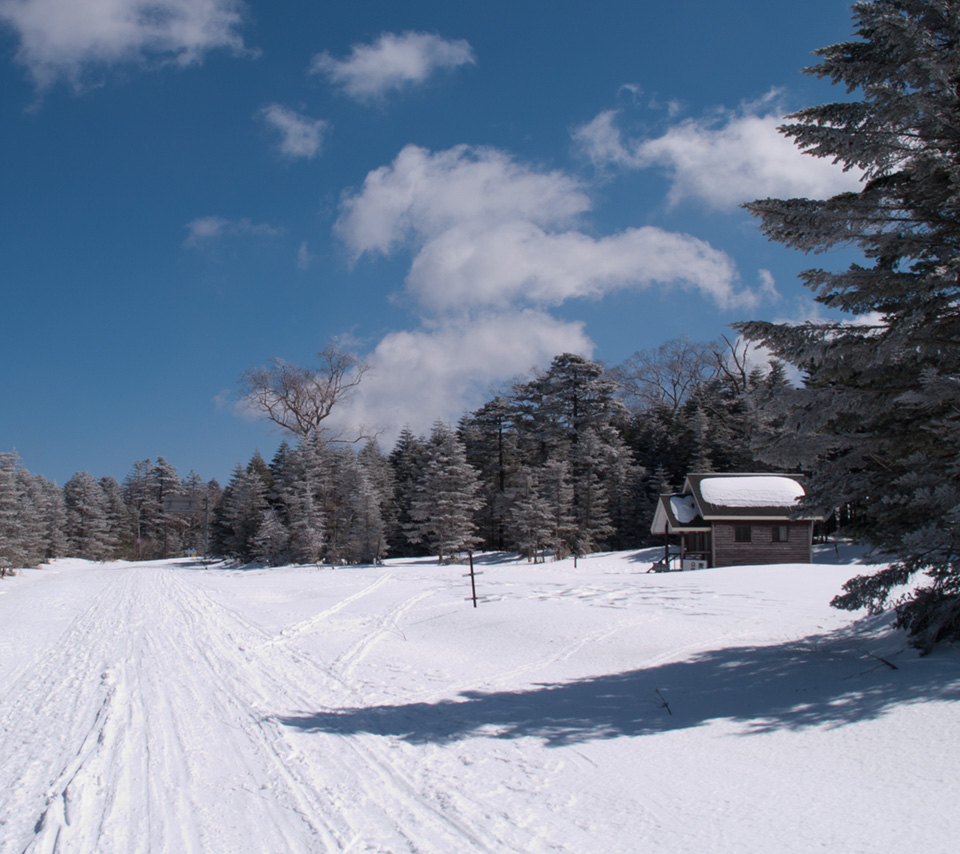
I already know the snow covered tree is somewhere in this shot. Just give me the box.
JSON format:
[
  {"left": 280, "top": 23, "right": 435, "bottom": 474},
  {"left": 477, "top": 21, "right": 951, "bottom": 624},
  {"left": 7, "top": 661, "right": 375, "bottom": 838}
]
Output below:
[
  {"left": 736, "top": 0, "right": 960, "bottom": 651},
  {"left": 506, "top": 466, "right": 554, "bottom": 562},
  {"left": 513, "top": 354, "right": 634, "bottom": 554},
  {"left": 122, "top": 459, "right": 156, "bottom": 559},
  {"left": 388, "top": 428, "right": 429, "bottom": 556},
  {"left": 211, "top": 460, "right": 269, "bottom": 561},
  {"left": 271, "top": 440, "right": 326, "bottom": 565},
  {"left": 252, "top": 508, "right": 290, "bottom": 565},
  {"left": 64, "top": 471, "right": 114, "bottom": 560},
  {"left": 538, "top": 459, "right": 577, "bottom": 560},
  {"left": 0, "top": 452, "right": 29, "bottom": 574},
  {"left": 99, "top": 476, "right": 133, "bottom": 559},
  {"left": 460, "top": 397, "right": 520, "bottom": 551},
  {"left": 405, "top": 423, "right": 482, "bottom": 563},
  {"left": 338, "top": 456, "right": 387, "bottom": 564},
  {"left": 358, "top": 439, "right": 396, "bottom": 560},
  {"left": 30, "top": 473, "right": 67, "bottom": 563}
]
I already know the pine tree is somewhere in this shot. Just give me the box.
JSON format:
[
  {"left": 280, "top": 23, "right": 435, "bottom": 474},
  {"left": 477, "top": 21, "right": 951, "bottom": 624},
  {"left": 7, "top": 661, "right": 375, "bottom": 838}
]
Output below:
[
  {"left": 735, "top": 0, "right": 960, "bottom": 651},
  {"left": 460, "top": 397, "right": 520, "bottom": 550},
  {"left": 31, "top": 473, "right": 67, "bottom": 563},
  {"left": 506, "top": 466, "right": 553, "bottom": 562},
  {"left": 389, "top": 427, "right": 429, "bottom": 556},
  {"left": 212, "top": 461, "right": 269, "bottom": 561},
  {"left": 64, "top": 472, "right": 114, "bottom": 560},
  {"left": 0, "top": 452, "right": 29, "bottom": 573},
  {"left": 538, "top": 459, "right": 577, "bottom": 560},
  {"left": 253, "top": 508, "right": 290, "bottom": 565},
  {"left": 358, "top": 439, "right": 396, "bottom": 561},
  {"left": 513, "top": 354, "right": 634, "bottom": 554},
  {"left": 100, "top": 476, "right": 132, "bottom": 559},
  {"left": 273, "top": 440, "right": 326, "bottom": 565},
  {"left": 405, "top": 423, "right": 482, "bottom": 564},
  {"left": 123, "top": 459, "right": 158, "bottom": 559}
]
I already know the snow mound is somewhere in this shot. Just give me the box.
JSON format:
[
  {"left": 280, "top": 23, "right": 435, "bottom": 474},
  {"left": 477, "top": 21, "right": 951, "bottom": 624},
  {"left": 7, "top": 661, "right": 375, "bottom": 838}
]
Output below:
[
  {"left": 700, "top": 475, "right": 804, "bottom": 507},
  {"left": 670, "top": 494, "right": 699, "bottom": 523}
]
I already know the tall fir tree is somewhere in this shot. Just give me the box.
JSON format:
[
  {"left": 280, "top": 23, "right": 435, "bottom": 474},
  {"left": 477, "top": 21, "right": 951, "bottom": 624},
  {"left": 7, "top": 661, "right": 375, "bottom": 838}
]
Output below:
[
  {"left": 64, "top": 472, "right": 114, "bottom": 561},
  {"left": 405, "top": 423, "right": 482, "bottom": 564},
  {"left": 513, "top": 354, "right": 635, "bottom": 554},
  {"left": 388, "top": 427, "right": 429, "bottom": 557},
  {"left": 735, "top": 0, "right": 960, "bottom": 650},
  {"left": 211, "top": 460, "right": 269, "bottom": 561},
  {"left": 0, "top": 452, "right": 29, "bottom": 573},
  {"left": 459, "top": 397, "right": 520, "bottom": 551}
]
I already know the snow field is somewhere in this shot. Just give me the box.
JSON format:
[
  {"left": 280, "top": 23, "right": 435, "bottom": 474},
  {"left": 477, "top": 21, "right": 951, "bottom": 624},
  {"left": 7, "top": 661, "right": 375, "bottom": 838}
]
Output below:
[{"left": 1, "top": 549, "right": 958, "bottom": 853}]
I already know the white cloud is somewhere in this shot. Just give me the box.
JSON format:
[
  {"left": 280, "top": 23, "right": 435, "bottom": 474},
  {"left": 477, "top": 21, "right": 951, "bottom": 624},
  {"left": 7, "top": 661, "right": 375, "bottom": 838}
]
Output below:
[
  {"left": 296, "top": 240, "right": 315, "bottom": 270},
  {"left": 324, "top": 311, "right": 593, "bottom": 442},
  {"left": 573, "top": 96, "right": 863, "bottom": 208},
  {"left": 321, "top": 136, "right": 814, "bottom": 439},
  {"left": 0, "top": 0, "right": 251, "bottom": 90},
  {"left": 337, "top": 143, "right": 763, "bottom": 311},
  {"left": 310, "top": 31, "right": 475, "bottom": 102},
  {"left": 259, "top": 104, "right": 327, "bottom": 159},
  {"left": 336, "top": 144, "right": 588, "bottom": 257},
  {"left": 757, "top": 269, "right": 780, "bottom": 301},
  {"left": 319, "top": 141, "right": 780, "bottom": 436},
  {"left": 184, "top": 215, "right": 280, "bottom": 246},
  {"left": 407, "top": 222, "right": 750, "bottom": 311}
]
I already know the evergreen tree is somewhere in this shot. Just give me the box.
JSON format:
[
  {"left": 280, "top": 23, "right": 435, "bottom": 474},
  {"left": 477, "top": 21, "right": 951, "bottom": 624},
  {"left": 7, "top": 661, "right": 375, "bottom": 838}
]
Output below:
[
  {"left": 514, "top": 354, "right": 634, "bottom": 553},
  {"left": 32, "top": 473, "right": 67, "bottom": 563},
  {"left": 388, "top": 427, "right": 429, "bottom": 556},
  {"left": 459, "top": 397, "right": 520, "bottom": 550},
  {"left": 538, "top": 459, "right": 577, "bottom": 559},
  {"left": 273, "top": 440, "right": 326, "bottom": 565},
  {"left": 0, "top": 452, "right": 29, "bottom": 573},
  {"left": 358, "top": 439, "right": 396, "bottom": 560},
  {"left": 253, "top": 508, "right": 290, "bottom": 565},
  {"left": 212, "top": 460, "right": 269, "bottom": 561},
  {"left": 339, "top": 457, "right": 387, "bottom": 564},
  {"left": 123, "top": 459, "right": 158, "bottom": 559},
  {"left": 64, "top": 472, "right": 114, "bottom": 560},
  {"left": 506, "top": 466, "right": 553, "bottom": 562},
  {"left": 735, "top": 0, "right": 960, "bottom": 650},
  {"left": 100, "top": 476, "right": 132, "bottom": 559},
  {"left": 405, "top": 423, "right": 482, "bottom": 563}
]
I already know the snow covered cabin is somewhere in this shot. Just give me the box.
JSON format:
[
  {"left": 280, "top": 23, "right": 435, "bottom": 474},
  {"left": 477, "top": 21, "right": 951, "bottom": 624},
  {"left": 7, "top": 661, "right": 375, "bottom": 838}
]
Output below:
[{"left": 650, "top": 473, "right": 817, "bottom": 569}]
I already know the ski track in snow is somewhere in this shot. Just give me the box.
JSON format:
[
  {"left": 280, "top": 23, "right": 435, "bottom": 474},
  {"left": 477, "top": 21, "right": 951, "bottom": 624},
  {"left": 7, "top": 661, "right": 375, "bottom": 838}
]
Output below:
[
  {"left": 1, "top": 552, "right": 959, "bottom": 854},
  {"left": 0, "top": 566, "right": 558, "bottom": 853}
]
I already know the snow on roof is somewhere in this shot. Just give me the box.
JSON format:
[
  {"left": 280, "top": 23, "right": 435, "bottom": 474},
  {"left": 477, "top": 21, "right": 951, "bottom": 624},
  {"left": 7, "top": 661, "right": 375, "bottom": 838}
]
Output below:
[
  {"left": 670, "top": 495, "right": 699, "bottom": 524},
  {"left": 698, "top": 476, "right": 804, "bottom": 508}
]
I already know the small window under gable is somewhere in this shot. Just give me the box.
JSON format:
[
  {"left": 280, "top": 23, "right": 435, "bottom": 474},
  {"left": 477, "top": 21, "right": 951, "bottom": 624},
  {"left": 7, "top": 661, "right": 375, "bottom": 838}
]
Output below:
[
  {"left": 772, "top": 525, "right": 789, "bottom": 543},
  {"left": 734, "top": 525, "right": 752, "bottom": 543}
]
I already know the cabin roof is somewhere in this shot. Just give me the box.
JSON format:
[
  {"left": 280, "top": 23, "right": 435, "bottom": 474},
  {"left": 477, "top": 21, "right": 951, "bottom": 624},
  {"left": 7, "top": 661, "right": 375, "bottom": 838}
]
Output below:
[{"left": 650, "top": 473, "right": 817, "bottom": 535}]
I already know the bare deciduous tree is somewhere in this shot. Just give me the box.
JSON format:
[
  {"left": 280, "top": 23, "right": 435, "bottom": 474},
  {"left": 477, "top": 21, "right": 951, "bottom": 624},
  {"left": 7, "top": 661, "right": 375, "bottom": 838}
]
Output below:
[
  {"left": 612, "top": 337, "right": 719, "bottom": 414},
  {"left": 240, "top": 343, "right": 370, "bottom": 440}
]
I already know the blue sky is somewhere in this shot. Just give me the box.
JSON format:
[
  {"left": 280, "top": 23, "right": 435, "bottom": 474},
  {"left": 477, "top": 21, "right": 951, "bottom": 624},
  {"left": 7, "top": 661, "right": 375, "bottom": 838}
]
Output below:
[{"left": 0, "top": 0, "right": 863, "bottom": 486}]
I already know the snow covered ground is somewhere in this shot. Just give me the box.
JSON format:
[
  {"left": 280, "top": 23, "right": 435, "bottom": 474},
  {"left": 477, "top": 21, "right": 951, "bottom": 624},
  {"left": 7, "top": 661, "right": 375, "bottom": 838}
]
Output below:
[{"left": 1, "top": 547, "right": 958, "bottom": 853}]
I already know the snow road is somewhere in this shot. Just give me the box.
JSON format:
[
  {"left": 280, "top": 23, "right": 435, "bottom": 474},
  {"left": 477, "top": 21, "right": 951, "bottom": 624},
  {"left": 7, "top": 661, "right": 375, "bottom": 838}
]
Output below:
[{"left": 1, "top": 552, "right": 958, "bottom": 853}]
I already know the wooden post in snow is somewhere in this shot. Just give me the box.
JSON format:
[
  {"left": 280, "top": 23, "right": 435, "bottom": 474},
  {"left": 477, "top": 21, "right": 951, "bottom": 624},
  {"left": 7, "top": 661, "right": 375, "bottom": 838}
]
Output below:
[{"left": 465, "top": 551, "right": 479, "bottom": 608}]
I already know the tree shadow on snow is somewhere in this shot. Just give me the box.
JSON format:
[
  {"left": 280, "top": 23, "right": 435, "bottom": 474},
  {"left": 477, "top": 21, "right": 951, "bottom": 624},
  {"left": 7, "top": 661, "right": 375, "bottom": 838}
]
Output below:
[{"left": 275, "top": 620, "right": 960, "bottom": 747}]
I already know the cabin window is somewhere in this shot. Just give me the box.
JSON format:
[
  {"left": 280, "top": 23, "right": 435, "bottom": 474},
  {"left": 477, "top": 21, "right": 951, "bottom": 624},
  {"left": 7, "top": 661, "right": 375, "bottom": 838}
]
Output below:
[
  {"left": 734, "top": 525, "right": 752, "bottom": 543},
  {"left": 772, "top": 525, "right": 789, "bottom": 543}
]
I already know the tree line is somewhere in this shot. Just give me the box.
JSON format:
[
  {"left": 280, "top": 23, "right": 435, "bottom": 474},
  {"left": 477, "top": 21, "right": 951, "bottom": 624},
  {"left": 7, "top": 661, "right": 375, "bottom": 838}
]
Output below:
[{"left": 0, "top": 342, "right": 788, "bottom": 573}]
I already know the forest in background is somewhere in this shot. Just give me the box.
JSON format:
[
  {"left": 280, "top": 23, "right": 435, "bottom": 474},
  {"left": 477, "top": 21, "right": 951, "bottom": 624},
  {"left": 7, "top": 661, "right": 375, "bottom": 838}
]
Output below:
[{"left": 0, "top": 338, "right": 792, "bottom": 571}]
